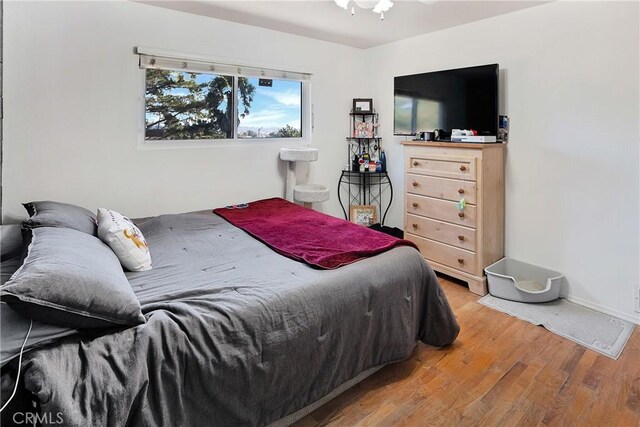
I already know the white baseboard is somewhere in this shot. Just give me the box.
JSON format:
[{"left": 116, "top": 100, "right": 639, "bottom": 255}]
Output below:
[{"left": 561, "top": 293, "right": 640, "bottom": 325}]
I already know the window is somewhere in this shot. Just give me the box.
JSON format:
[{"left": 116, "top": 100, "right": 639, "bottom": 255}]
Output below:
[
  {"left": 145, "top": 70, "right": 234, "bottom": 140},
  {"left": 237, "top": 78, "right": 302, "bottom": 139},
  {"left": 139, "top": 49, "right": 309, "bottom": 143}
]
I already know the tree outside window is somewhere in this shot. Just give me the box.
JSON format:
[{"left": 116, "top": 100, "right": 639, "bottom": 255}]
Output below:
[{"left": 145, "top": 70, "right": 303, "bottom": 141}]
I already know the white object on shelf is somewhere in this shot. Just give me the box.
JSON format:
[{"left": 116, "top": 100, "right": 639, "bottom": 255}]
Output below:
[
  {"left": 485, "top": 258, "right": 563, "bottom": 303},
  {"left": 279, "top": 147, "right": 318, "bottom": 162},
  {"left": 452, "top": 135, "right": 497, "bottom": 143},
  {"left": 279, "top": 148, "right": 329, "bottom": 207},
  {"left": 294, "top": 184, "right": 330, "bottom": 205}
]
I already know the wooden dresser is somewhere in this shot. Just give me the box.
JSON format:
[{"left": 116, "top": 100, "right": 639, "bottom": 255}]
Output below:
[{"left": 402, "top": 141, "right": 505, "bottom": 295}]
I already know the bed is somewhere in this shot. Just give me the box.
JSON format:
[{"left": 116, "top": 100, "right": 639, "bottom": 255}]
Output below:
[{"left": 1, "top": 202, "right": 459, "bottom": 426}]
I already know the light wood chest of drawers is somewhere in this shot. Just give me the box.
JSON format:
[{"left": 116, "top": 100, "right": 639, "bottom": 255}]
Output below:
[{"left": 402, "top": 142, "right": 505, "bottom": 295}]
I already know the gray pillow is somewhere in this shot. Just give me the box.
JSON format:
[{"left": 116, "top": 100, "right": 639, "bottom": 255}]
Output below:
[
  {"left": 1, "top": 224, "right": 23, "bottom": 261},
  {"left": 1, "top": 302, "right": 76, "bottom": 367},
  {"left": 1, "top": 227, "right": 146, "bottom": 329},
  {"left": 23, "top": 201, "right": 97, "bottom": 236}
]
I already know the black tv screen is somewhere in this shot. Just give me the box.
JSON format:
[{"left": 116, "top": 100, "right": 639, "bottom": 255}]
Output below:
[{"left": 394, "top": 64, "right": 498, "bottom": 137}]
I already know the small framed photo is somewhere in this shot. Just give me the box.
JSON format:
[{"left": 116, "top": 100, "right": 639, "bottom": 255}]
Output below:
[
  {"left": 353, "top": 98, "right": 373, "bottom": 114},
  {"left": 350, "top": 204, "right": 378, "bottom": 226}
]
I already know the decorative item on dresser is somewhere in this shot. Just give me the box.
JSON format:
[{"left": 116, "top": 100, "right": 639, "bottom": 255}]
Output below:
[{"left": 402, "top": 141, "right": 505, "bottom": 295}]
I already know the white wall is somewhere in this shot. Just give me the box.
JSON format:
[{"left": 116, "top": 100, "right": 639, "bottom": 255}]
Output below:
[
  {"left": 2, "top": 0, "right": 365, "bottom": 221},
  {"left": 366, "top": 1, "right": 640, "bottom": 322},
  {"left": 4, "top": 1, "right": 639, "bottom": 322}
]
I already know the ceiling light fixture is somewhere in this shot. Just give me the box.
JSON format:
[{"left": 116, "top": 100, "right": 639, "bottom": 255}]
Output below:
[{"left": 335, "top": 0, "right": 394, "bottom": 20}]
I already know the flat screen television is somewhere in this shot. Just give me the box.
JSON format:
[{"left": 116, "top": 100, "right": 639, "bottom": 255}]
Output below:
[{"left": 394, "top": 64, "right": 498, "bottom": 137}]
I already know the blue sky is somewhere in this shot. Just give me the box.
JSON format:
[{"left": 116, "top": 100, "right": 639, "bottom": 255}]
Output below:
[{"left": 238, "top": 78, "right": 302, "bottom": 133}]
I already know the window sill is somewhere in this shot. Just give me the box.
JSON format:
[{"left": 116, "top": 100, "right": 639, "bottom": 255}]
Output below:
[{"left": 137, "top": 137, "right": 310, "bottom": 151}]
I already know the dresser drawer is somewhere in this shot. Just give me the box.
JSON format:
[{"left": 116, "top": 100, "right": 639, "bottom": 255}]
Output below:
[
  {"left": 406, "top": 194, "right": 477, "bottom": 228},
  {"left": 406, "top": 233, "right": 476, "bottom": 275},
  {"left": 406, "top": 174, "right": 476, "bottom": 204},
  {"left": 407, "top": 154, "right": 476, "bottom": 181},
  {"left": 405, "top": 213, "right": 475, "bottom": 251}
]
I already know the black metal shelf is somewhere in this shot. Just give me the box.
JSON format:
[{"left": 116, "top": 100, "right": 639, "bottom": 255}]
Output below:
[
  {"left": 340, "top": 171, "right": 388, "bottom": 176},
  {"left": 339, "top": 107, "right": 393, "bottom": 226},
  {"left": 337, "top": 170, "right": 393, "bottom": 225}
]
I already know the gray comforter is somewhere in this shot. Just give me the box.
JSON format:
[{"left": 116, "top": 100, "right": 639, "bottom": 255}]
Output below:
[{"left": 19, "top": 211, "right": 459, "bottom": 426}]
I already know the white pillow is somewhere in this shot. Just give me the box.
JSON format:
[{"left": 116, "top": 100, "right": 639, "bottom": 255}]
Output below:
[{"left": 96, "top": 208, "right": 152, "bottom": 272}]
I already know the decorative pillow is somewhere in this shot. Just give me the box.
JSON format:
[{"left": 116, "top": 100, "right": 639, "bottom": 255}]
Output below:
[
  {"left": 97, "top": 208, "right": 152, "bottom": 272},
  {"left": 23, "top": 201, "right": 97, "bottom": 236},
  {"left": 0, "top": 227, "right": 146, "bottom": 329}
]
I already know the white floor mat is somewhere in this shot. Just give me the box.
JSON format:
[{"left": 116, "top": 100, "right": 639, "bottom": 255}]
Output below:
[{"left": 478, "top": 295, "right": 635, "bottom": 360}]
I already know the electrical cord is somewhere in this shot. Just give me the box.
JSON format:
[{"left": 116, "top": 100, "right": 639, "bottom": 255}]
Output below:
[{"left": 0, "top": 319, "right": 33, "bottom": 412}]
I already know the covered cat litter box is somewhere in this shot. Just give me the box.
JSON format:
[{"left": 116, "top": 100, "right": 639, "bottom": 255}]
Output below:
[{"left": 485, "top": 258, "right": 563, "bottom": 303}]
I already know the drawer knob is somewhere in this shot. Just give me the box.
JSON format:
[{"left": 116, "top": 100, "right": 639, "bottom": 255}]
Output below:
[
  {"left": 458, "top": 235, "right": 465, "bottom": 241},
  {"left": 457, "top": 258, "right": 464, "bottom": 264},
  {"left": 459, "top": 165, "right": 467, "bottom": 172},
  {"left": 458, "top": 212, "right": 465, "bottom": 218},
  {"left": 412, "top": 223, "right": 418, "bottom": 229},
  {"left": 412, "top": 161, "right": 419, "bottom": 167},
  {"left": 412, "top": 202, "right": 418, "bottom": 208},
  {"left": 458, "top": 188, "right": 465, "bottom": 194},
  {"left": 412, "top": 181, "right": 418, "bottom": 187}
]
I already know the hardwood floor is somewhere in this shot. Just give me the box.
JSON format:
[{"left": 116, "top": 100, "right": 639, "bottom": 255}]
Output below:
[{"left": 295, "top": 276, "right": 640, "bottom": 426}]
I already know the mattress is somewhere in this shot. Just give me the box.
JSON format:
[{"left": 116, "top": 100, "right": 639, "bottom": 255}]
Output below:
[{"left": 4, "top": 210, "right": 459, "bottom": 426}]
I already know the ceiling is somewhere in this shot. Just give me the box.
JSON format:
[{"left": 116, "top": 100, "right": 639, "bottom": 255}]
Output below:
[{"left": 138, "top": 0, "right": 550, "bottom": 49}]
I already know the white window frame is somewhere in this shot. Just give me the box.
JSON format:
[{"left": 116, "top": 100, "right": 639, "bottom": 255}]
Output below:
[{"left": 136, "top": 47, "right": 313, "bottom": 150}]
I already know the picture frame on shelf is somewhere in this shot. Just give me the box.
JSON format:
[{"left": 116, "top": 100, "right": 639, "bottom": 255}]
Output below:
[
  {"left": 353, "top": 117, "right": 374, "bottom": 138},
  {"left": 350, "top": 205, "right": 378, "bottom": 226},
  {"left": 353, "top": 98, "right": 373, "bottom": 114}
]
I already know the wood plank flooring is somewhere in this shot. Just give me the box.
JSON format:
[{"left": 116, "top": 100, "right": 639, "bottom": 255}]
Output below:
[{"left": 295, "top": 276, "right": 640, "bottom": 426}]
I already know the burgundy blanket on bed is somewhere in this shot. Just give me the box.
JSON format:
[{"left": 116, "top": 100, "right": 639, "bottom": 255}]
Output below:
[{"left": 213, "top": 197, "right": 418, "bottom": 269}]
